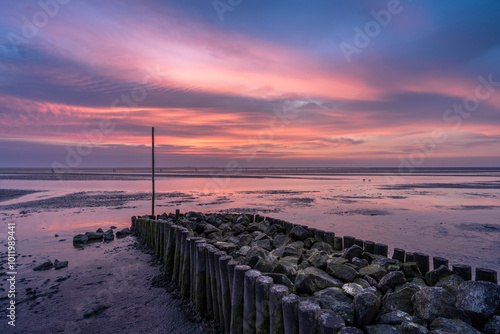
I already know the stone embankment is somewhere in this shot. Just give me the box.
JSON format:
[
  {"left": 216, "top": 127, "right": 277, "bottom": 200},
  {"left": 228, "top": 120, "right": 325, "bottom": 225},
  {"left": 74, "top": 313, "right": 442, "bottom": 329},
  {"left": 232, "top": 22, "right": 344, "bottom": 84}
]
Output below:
[{"left": 132, "top": 211, "right": 500, "bottom": 334}]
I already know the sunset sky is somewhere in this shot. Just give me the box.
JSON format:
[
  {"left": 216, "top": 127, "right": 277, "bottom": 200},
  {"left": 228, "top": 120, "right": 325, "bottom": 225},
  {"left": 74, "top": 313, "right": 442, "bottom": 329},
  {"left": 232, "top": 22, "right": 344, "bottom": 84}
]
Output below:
[{"left": 1, "top": 0, "right": 499, "bottom": 167}]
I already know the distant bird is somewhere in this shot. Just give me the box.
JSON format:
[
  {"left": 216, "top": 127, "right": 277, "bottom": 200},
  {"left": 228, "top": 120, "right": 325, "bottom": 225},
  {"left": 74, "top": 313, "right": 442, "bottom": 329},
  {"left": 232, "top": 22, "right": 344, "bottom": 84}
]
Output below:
[{"left": 368, "top": 179, "right": 371, "bottom": 182}]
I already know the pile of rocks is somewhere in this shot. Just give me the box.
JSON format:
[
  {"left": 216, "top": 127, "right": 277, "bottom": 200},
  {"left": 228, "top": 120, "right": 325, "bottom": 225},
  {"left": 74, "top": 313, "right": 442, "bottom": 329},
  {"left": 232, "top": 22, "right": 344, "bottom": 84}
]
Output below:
[
  {"left": 73, "top": 227, "right": 131, "bottom": 244},
  {"left": 163, "top": 211, "right": 499, "bottom": 334}
]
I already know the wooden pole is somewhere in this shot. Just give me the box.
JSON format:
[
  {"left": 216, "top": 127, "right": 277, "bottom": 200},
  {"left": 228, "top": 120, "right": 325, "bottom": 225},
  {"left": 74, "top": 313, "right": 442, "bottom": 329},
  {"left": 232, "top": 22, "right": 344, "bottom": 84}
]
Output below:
[{"left": 152, "top": 127, "right": 155, "bottom": 217}]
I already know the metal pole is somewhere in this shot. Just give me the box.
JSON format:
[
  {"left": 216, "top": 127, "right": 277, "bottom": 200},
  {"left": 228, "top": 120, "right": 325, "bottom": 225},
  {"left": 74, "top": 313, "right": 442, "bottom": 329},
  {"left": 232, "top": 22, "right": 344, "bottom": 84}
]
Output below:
[{"left": 152, "top": 126, "right": 155, "bottom": 217}]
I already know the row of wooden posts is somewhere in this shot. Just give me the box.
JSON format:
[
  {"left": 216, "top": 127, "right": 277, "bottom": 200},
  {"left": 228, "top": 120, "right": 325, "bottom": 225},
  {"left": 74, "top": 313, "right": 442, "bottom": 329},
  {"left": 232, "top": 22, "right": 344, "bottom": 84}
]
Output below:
[{"left": 131, "top": 212, "right": 498, "bottom": 334}]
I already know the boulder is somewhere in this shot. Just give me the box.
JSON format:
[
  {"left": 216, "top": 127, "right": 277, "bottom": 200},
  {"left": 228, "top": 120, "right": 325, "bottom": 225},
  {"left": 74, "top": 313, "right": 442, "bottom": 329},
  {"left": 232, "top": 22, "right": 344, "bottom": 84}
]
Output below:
[
  {"left": 245, "top": 246, "right": 277, "bottom": 272},
  {"left": 311, "top": 242, "right": 334, "bottom": 253},
  {"left": 116, "top": 228, "right": 131, "bottom": 238},
  {"left": 34, "top": 260, "right": 53, "bottom": 271},
  {"left": 289, "top": 226, "right": 310, "bottom": 241},
  {"left": 363, "top": 324, "right": 399, "bottom": 334},
  {"left": 265, "top": 273, "right": 294, "bottom": 289},
  {"left": 203, "top": 224, "right": 220, "bottom": 234},
  {"left": 338, "top": 327, "right": 363, "bottom": 334},
  {"left": 308, "top": 251, "right": 329, "bottom": 269},
  {"left": 342, "top": 283, "right": 364, "bottom": 297},
  {"left": 273, "top": 260, "right": 297, "bottom": 279},
  {"left": 378, "top": 310, "right": 412, "bottom": 325},
  {"left": 315, "top": 287, "right": 355, "bottom": 325},
  {"left": 435, "top": 274, "right": 464, "bottom": 293},
  {"left": 273, "top": 235, "right": 292, "bottom": 248},
  {"left": 343, "top": 245, "right": 364, "bottom": 262},
  {"left": 96, "top": 228, "right": 104, "bottom": 233},
  {"left": 255, "top": 239, "right": 272, "bottom": 251},
  {"left": 483, "top": 315, "right": 500, "bottom": 334},
  {"left": 54, "top": 259, "right": 68, "bottom": 270},
  {"left": 85, "top": 232, "right": 103, "bottom": 240},
  {"left": 430, "top": 317, "right": 482, "bottom": 334},
  {"left": 327, "top": 263, "right": 358, "bottom": 282},
  {"left": 295, "top": 267, "right": 342, "bottom": 295},
  {"left": 378, "top": 271, "right": 406, "bottom": 292},
  {"left": 214, "top": 242, "right": 238, "bottom": 254},
  {"left": 103, "top": 230, "right": 114, "bottom": 241},
  {"left": 400, "top": 321, "right": 429, "bottom": 334},
  {"left": 359, "top": 264, "right": 387, "bottom": 282},
  {"left": 73, "top": 234, "right": 88, "bottom": 244},
  {"left": 354, "top": 292, "right": 380, "bottom": 326},
  {"left": 425, "top": 265, "right": 452, "bottom": 286},
  {"left": 382, "top": 287, "right": 419, "bottom": 314},
  {"left": 402, "top": 262, "right": 422, "bottom": 278},
  {"left": 456, "top": 281, "right": 500, "bottom": 323},
  {"left": 412, "top": 287, "right": 461, "bottom": 322},
  {"left": 318, "top": 310, "right": 345, "bottom": 334}
]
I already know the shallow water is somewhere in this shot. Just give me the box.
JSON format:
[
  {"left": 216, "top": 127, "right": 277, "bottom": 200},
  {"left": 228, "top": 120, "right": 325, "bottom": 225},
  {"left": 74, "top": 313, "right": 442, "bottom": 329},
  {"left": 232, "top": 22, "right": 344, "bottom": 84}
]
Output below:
[{"left": 1, "top": 168, "right": 500, "bottom": 276}]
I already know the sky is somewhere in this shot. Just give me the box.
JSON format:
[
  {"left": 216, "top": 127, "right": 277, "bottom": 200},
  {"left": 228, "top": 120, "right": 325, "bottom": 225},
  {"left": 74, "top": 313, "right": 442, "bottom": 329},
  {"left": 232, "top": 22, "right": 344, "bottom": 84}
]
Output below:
[{"left": 0, "top": 0, "right": 499, "bottom": 168}]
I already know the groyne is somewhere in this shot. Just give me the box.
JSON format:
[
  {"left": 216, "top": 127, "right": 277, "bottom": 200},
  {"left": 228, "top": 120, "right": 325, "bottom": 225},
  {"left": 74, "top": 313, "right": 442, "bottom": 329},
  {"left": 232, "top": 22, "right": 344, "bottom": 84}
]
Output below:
[{"left": 131, "top": 211, "right": 500, "bottom": 334}]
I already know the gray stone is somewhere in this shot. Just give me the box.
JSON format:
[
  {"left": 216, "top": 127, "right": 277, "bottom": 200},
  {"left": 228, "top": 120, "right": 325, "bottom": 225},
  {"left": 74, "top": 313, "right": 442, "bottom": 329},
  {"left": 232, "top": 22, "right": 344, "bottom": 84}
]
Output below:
[
  {"left": 34, "top": 260, "right": 53, "bottom": 271},
  {"left": 483, "top": 315, "right": 500, "bottom": 334},
  {"left": 295, "top": 267, "right": 343, "bottom": 295},
  {"left": 338, "top": 327, "right": 363, "bottom": 334},
  {"left": 273, "top": 259, "right": 297, "bottom": 279},
  {"left": 353, "top": 292, "right": 380, "bottom": 326},
  {"left": 456, "top": 281, "right": 500, "bottom": 323},
  {"left": 363, "top": 324, "right": 399, "bottom": 334},
  {"left": 266, "top": 273, "right": 294, "bottom": 289},
  {"left": 311, "top": 242, "right": 334, "bottom": 253},
  {"left": 308, "top": 251, "right": 329, "bottom": 269},
  {"left": 343, "top": 245, "right": 364, "bottom": 262},
  {"left": 115, "top": 228, "right": 131, "bottom": 237},
  {"left": 327, "top": 263, "right": 358, "bottom": 282},
  {"left": 400, "top": 321, "right": 429, "bottom": 334},
  {"left": 54, "top": 259, "right": 68, "bottom": 270},
  {"left": 430, "top": 317, "right": 482, "bottom": 334},
  {"left": 203, "top": 224, "right": 220, "bottom": 234},
  {"left": 342, "top": 283, "right": 364, "bottom": 297},
  {"left": 359, "top": 264, "right": 387, "bottom": 282},
  {"left": 289, "top": 225, "right": 310, "bottom": 241},
  {"left": 273, "top": 235, "right": 292, "bottom": 248},
  {"left": 214, "top": 241, "right": 238, "bottom": 253},
  {"left": 96, "top": 228, "right": 104, "bottom": 233},
  {"left": 412, "top": 287, "right": 460, "bottom": 322},
  {"left": 73, "top": 234, "right": 88, "bottom": 244},
  {"left": 403, "top": 262, "right": 422, "bottom": 278},
  {"left": 315, "top": 287, "right": 353, "bottom": 310},
  {"left": 378, "top": 271, "right": 406, "bottom": 292},
  {"left": 103, "top": 230, "right": 114, "bottom": 241},
  {"left": 425, "top": 265, "right": 452, "bottom": 286},
  {"left": 255, "top": 239, "right": 272, "bottom": 251},
  {"left": 378, "top": 310, "right": 412, "bottom": 325},
  {"left": 318, "top": 309, "right": 345, "bottom": 334},
  {"left": 435, "top": 274, "right": 464, "bottom": 293},
  {"left": 382, "top": 287, "right": 419, "bottom": 314}
]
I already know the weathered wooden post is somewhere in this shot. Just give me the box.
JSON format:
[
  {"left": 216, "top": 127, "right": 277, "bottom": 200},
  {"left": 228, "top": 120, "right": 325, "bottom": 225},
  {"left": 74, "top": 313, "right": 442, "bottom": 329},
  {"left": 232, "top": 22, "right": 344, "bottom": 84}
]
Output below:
[{"left": 151, "top": 127, "right": 155, "bottom": 217}]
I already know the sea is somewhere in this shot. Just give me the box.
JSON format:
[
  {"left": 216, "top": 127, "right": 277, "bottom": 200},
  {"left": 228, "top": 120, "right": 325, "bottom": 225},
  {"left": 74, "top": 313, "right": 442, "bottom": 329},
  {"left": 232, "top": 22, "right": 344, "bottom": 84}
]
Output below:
[{"left": 1, "top": 167, "right": 500, "bottom": 275}]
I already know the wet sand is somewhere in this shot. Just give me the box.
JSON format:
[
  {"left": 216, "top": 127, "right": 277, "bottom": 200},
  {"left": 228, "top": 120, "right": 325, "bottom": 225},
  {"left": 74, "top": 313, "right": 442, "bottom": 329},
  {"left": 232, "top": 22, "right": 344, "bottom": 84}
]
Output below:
[{"left": 0, "top": 234, "right": 214, "bottom": 334}]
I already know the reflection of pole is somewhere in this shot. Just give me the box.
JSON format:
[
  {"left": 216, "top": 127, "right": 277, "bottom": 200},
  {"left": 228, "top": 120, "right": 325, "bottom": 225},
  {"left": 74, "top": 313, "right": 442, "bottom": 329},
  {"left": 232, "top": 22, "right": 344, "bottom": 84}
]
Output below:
[{"left": 152, "top": 127, "right": 155, "bottom": 217}]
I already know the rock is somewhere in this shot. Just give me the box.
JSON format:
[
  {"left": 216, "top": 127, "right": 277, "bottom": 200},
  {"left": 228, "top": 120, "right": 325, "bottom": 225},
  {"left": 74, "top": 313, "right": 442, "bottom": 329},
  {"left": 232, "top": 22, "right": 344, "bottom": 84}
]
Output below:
[
  {"left": 289, "top": 225, "right": 310, "bottom": 241},
  {"left": 103, "top": 232, "right": 114, "bottom": 241},
  {"left": 430, "top": 317, "right": 482, "bottom": 334},
  {"left": 359, "top": 264, "right": 387, "bottom": 282},
  {"left": 237, "top": 234, "right": 253, "bottom": 247},
  {"left": 273, "top": 235, "right": 292, "bottom": 248},
  {"left": 34, "top": 261, "right": 53, "bottom": 271},
  {"left": 84, "top": 305, "right": 108, "bottom": 318},
  {"left": 73, "top": 234, "right": 88, "bottom": 244},
  {"left": 54, "top": 234, "right": 58, "bottom": 237},
  {"left": 311, "top": 242, "right": 334, "bottom": 253},
  {"left": 303, "top": 237, "right": 315, "bottom": 249},
  {"left": 354, "top": 278, "right": 371, "bottom": 289},
  {"left": 483, "top": 315, "right": 500, "bottom": 334},
  {"left": 352, "top": 257, "right": 369, "bottom": 268},
  {"left": 378, "top": 271, "right": 406, "bottom": 292},
  {"left": 232, "top": 224, "right": 247, "bottom": 236},
  {"left": 116, "top": 228, "right": 131, "bottom": 237},
  {"left": 326, "top": 263, "right": 358, "bottom": 282},
  {"left": 343, "top": 245, "right": 364, "bottom": 262},
  {"left": 308, "top": 251, "right": 329, "bottom": 269},
  {"left": 342, "top": 283, "right": 364, "bottom": 297},
  {"left": 400, "top": 321, "right": 429, "bottom": 334},
  {"left": 315, "top": 288, "right": 355, "bottom": 325},
  {"left": 354, "top": 292, "right": 380, "bottom": 326},
  {"left": 245, "top": 246, "right": 277, "bottom": 272},
  {"left": 85, "top": 232, "right": 103, "bottom": 240},
  {"left": 318, "top": 309, "right": 345, "bottom": 333},
  {"left": 214, "top": 242, "right": 238, "bottom": 254},
  {"left": 425, "top": 265, "right": 452, "bottom": 286},
  {"left": 382, "top": 287, "right": 419, "bottom": 314},
  {"left": 412, "top": 287, "right": 461, "bottom": 322},
  {"left": 255, "top": 239, "right": 272, "bottom": 251},
  {"left": 378, "top": 310, "right": 412, "bottom": 325},
  {"left": 265, "top": 273, "right": 294, "bottom": 289},
  {"left": 435, "top": 274, "right": 464, "bottom": 293},
  {"left": 54, "top": 259, "right": 68, "bottom": 270},
  {"left": 363, "top": 324, "right": 399, "bottom": 334},
  {"left": 372, "top": 258, "right": 401, "bottom": 271},
  {"left": 456, "top": 280, "right": 500, "bottom": 323},
  {"left": 295, "top": 267, "right": 343, "bottom": 295},
  {"left": 273, "top": 260, "right": 297, "bottom": 279},
  {"left": 96, "top": 228, "right": 104, "bottom": 233},
  {"left": 338, "top": 327, "right": 363, "bottom": 334},
  {"left": 110, "top": 226, "right": 117, "bottom": 229},
  {"left": 402, "top": 262, "right": 422, "bottom": 278},
  {"left": 204, "top": 224, "right": 220, "bottom": 234}
]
